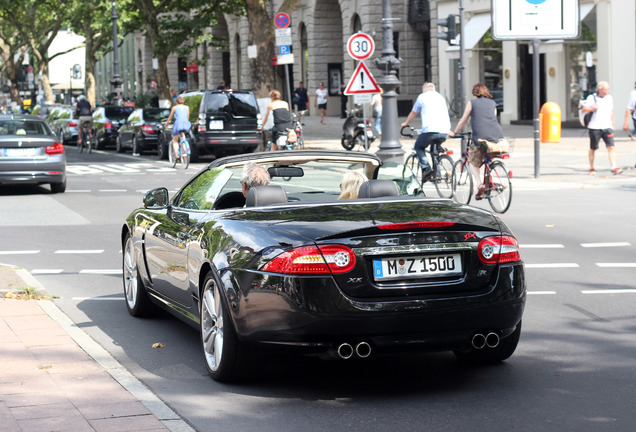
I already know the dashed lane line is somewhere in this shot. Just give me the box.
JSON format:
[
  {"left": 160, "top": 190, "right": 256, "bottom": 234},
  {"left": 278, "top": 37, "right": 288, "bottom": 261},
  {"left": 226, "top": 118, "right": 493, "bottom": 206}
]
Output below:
[
  {"left": 0, "top": 250, "right": 40, "bottom": 255},
  {"left": 79, "top": 269, "right": 123, "bottom": 275},
  {"left": 55, "top": 250, "right": 104, "bottom": 254},
  {"left": 596, "top": 263, "right": 636, "bottom": 268},
  {"left": 31, "top": 269, "right": 64, "bottom": 274},
  {"left": 581, "top": 242, "right": 631, "bottom": 248},
  {"left": 582, "top": 289, "right": 636, "bottom": 294}
]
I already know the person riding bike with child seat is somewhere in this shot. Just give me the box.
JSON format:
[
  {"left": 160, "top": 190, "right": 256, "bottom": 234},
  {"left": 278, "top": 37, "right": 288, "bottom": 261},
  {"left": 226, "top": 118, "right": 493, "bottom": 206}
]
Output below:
[
  {"left": 259, "top": 90, "right": 294, "bottom": 151},
  {"left": 74, "top": 95, "right": 93, "bottom": 147},
  {"left": 401, "top": 82, "right": 451, "bottom": 180},
  {"left": 449, "top": 83, "right": 504, "bottom": 199},
  {"left": 163, "top": 95, "right": 191, "bottom": 159}
]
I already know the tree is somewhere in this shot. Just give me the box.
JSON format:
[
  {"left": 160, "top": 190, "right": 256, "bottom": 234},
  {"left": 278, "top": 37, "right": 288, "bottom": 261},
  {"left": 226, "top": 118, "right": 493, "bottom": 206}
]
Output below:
[
  {"left": 0, "top": 0, "right": 77, "bottom": 104},
  {"left": 68, "top": 0, "right": 116, "bottom": 107},
  {"left": 243, "top": 0, "right": 299, "bottom": 98},
  {"left": 120, "top": 0, "right": 244, "bottom": 104},
  {"left": 0, "top": 28, "right": 28, "bottom": 105}
]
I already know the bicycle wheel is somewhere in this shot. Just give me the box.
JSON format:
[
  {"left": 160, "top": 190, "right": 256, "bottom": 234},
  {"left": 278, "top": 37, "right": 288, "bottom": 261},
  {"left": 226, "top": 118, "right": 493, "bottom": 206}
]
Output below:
[
  {"left": 452, "top": 159, "right": 473, "bottom": 205},
  {"left": 86, "top": 131, "right": 93, "bottom": 154},
  {"left": 487, "top": 161, "right": 512, "bottom": 213},
  {"left": 78, "top": 129, "right": 85, "bottom": 153},
  {"left": 297, "top": 131, "right": 305, "bottom": 149},
  {"left": 433, "top": 154, "right": 454, "bottom": 198},
  {"left": 169, "top": 141, "right": 177, "bottom": 168},
  {"left": 404, "top": 153, "right": 422, "bottom": 185},
  {"left": 181, "top": 138, "right": 190, "bottom": 169}
]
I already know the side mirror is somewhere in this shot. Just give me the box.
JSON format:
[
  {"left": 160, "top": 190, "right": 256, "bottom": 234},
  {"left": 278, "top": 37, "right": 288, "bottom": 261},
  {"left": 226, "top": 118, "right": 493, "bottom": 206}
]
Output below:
[{"left": 143, "top": 187, "right": 169, "bottom": 209}]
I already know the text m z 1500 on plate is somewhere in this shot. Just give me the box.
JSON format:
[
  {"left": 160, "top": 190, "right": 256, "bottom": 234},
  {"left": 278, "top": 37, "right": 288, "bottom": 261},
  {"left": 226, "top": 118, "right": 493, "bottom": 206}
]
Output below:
[{"left": 373, "top": 253, "right": 462, "bottom": 280}]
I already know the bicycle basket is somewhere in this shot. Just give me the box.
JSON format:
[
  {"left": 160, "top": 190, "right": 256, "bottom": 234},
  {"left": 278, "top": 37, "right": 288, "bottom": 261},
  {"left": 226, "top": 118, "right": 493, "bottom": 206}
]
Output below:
[{"left": 479, "top": 138, "right": 510, "bottom": 155}]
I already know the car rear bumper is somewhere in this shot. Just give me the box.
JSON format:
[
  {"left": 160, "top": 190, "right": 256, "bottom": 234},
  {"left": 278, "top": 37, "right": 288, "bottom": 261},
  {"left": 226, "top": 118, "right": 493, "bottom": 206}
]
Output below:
[
  {"left": 196, "top": 132, "right": 262, "bottom": 154},
  {"left": 229, "top": 263, "right": 526, "bottom": 354}
]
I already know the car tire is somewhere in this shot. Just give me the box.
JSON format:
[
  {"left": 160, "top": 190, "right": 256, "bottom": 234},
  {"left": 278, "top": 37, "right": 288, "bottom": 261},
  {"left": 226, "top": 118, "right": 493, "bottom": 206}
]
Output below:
[
  {"left": 116, "top": 135, "right": 124, "bottom": 153},
  {"left": 122, "top": 233, "right": 155, "bottom": 317},
  {"left": 157, "top": 135, "right": 168, "bottom": 160},
  {"left": 50, "top": 179, "right": 66, "bottom": 194},
  {"left": 200, "top": 271, "right": 250, "bottom": 382},
  {"left": 453, "top": 321, "right": 522, "bottom": 364}
]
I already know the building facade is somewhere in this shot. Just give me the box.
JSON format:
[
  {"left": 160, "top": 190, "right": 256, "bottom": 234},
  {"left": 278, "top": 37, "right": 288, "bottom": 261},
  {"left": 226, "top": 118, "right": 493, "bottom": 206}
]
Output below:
[{"left": 94, "top": 0, "right": 636, "bottom": 124}]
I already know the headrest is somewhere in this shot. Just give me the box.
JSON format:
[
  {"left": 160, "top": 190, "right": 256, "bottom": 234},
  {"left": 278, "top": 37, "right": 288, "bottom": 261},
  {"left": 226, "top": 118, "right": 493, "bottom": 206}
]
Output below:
[
  {"left": 358, "top": 180, "right": 399, "bottom": 198},
  {"left": 245, "top": 185, "right": 288, "bottom": 207}
]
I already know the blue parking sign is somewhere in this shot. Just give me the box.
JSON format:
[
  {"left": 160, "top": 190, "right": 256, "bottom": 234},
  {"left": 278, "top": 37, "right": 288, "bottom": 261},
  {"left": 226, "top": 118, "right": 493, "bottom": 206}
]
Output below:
[{"left": 279, "top": 45, "right": 291, "bottom": 56}]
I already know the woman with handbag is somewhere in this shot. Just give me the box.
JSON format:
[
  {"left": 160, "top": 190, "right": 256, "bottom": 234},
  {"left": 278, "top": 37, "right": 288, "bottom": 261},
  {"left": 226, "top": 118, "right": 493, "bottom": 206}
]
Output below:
[{"left": 449, "top": 83, "right": 505, "bottom": 199}]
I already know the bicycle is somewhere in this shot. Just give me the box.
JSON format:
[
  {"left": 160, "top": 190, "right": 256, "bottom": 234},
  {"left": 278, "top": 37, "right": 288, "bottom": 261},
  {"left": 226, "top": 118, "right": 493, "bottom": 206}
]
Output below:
[
  {"left": 78, "top": 121, "right": 96, "bottom": 154},
  {"left": 451, "top": 131, "right": 512, "bottom": 213},
  {"left": 169, "top": 131, "right": 190, "bottom": 169},
  {"left": 291, "top": 112, "right": 305, "bottom": 149},
  {"left": 400, "top": 125, "right": 454, "bottom": 199}
]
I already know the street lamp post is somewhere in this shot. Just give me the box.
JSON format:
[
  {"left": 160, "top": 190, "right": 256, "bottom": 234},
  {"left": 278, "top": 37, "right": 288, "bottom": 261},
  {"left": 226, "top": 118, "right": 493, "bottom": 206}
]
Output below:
[
  {"left": 110, "top": 1, "right": 123, "bottom": 105},
  {"left": 374, "top": 0, "right": 404, "bottom": 162}
]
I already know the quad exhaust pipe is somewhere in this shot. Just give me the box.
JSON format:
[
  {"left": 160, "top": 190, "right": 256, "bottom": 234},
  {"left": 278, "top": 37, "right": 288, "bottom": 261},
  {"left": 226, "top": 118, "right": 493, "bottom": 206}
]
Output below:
[
  {"left": 471, "top": 332, "right": 500, "bottom": 349},
  {"left": 336, "top": 342, "right": 372, "bottom": 359}
]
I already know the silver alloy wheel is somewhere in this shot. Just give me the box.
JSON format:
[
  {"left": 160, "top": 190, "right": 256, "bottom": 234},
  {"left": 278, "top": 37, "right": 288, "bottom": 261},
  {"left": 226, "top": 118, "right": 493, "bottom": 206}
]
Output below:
[
  {"left": 123, "top": 237, "right": 138, "bottom": 310},
  {"left": 201, "top": 281, "right": 223, "bottom": 372}
]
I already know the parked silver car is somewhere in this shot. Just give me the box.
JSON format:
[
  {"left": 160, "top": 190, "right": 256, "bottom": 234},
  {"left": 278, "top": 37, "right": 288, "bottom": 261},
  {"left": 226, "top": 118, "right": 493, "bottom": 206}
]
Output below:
[{"left": 0, "top": 114, "right": 67, "bottom": 193}]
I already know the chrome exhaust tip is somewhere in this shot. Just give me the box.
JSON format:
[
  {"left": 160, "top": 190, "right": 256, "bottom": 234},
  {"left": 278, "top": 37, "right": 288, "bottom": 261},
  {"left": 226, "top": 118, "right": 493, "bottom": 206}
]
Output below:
[
  {"left": 471, "top": 333, "right": 486, "bottom": 349},
  {"left": 355, "top": 341, "right": 372, "bottom": 358},
  {"left": 337, "top": 343, "right": 354, "bottom": 359},
  {"left": 486, "top": 332, "right": 500, "bottom": 348}
]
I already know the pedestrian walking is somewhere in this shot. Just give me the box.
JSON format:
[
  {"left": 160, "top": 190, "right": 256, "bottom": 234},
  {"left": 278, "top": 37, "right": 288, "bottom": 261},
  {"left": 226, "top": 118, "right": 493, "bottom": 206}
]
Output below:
[
  {"left": 315, "top": 82, "right": 328, "bottom": 124},
  {"left": 370, "top": 89, "right": 383, "bottom": 135},
  {"left": 293, "top": 82, "right": 309, "bottom": 124},
  {"left": 449, "top": 83, "right": 505, "bottom": 198},
  {"left": 401, "top": 82, "right": 451, "bottom": 179},
  {"left": 622, "top": 82, "right": 636, "bottom": 141},
  {"left": 338, "top": 83, "right": 348, "bottom": 118},
  {"left": 581, "top": 81, "right": 623, "bottom": 175}
]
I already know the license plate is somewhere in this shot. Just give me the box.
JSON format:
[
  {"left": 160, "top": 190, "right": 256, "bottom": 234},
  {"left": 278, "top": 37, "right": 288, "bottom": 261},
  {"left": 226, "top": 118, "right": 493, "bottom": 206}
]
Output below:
[
  {"left": 4, "top": 147, "right": 38, "bottom": 157},
  {"left": 209, "top": 120, "right": 223, "bottom": 130},
  {"left": 373, "top": 253, "right": 462, "bottom": 280},
  {"left": 366, "top": 130, "right": 374, "bottom": 139}
]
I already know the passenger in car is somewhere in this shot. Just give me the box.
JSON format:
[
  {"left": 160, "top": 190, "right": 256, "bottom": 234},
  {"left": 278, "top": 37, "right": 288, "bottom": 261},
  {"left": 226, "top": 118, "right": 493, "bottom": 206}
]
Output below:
[
  {"left": 338, "top": 171, "right": 368, "bottom": 200},
  {"left": 240, "top": 163, "right": 270, "bottom": 198}
]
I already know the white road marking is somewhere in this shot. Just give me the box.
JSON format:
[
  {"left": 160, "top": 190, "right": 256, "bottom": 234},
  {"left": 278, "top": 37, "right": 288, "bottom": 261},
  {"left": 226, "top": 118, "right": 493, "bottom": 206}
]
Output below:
[
  {"left": 98, "top": 189, "right": 127, "bottom": 192},
  {"left": 72, "top": 297, "right": 125, "bottom": 301},
  {"left": 527, "top": 291, "right": 557, "bottom": 295},
  {"left": 581, "top": 242, "right": 631, "bottom": 248},
  {"left": 525, "top": 263, "right": 580, "bottom": 268},
  {"left": 596, "top": 263, "right": 636, "bottom": 268},
  {"left": 31, "top": 269, "right": 64, "bottom": 274},
  {"left": 79, "top": 269, "right": 123, "bottom": 275},
  {"left": 582, "top": 289, "right": 636, "bottom": 294},
  {"left": 520, "top": 244, "right": 564, "bottom": 248},
  {"left": 0, "top": 250, "right": 40, "bottom": 255},
  {"left": 66, "top": 190, "right": 92, "bottom": 193},
  {"left": 55, "top": 250, "right": 104, "bottom": 254}
]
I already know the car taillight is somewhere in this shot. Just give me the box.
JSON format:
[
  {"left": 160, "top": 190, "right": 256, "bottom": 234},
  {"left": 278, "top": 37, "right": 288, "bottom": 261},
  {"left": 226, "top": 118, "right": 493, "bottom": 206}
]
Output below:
[
  {"left": 260, "top": 245, "right": 356, "bottom": 275},
  {"left": 141, "top": 125, "right": 154, "bottom": 134},
  {"left": 45, "top": 142, "right": 65, "bottom": 155},
  {"left": 478, "top": 235, "right": 521, "bottom": 265},
  {"left": 68, "top": 121, "right": 78, "bottom": 127},
  {"left": 105, "top": 121, "right": 113, "bottom": 129}
]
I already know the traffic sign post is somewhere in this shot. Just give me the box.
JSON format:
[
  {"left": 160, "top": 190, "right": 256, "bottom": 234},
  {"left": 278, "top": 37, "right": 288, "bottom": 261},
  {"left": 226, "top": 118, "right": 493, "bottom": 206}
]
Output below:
[{"left": 273, "top": 12, "right": 293, "bottom": 106}]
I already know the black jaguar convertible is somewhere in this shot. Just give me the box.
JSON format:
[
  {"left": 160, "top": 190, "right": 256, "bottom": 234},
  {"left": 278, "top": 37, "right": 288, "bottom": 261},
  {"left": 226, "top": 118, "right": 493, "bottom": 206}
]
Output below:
[{"left": 121, "top": 150, "right": 526, "bottom": 382}]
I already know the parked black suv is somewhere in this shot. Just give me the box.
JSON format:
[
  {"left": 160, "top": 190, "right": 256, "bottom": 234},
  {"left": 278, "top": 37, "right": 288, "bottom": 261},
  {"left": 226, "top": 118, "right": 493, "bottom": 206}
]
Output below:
[
  {"left": 176, "top": 89, "right": 263, "bottom": 161},
  {"left": 92, "top": 105, "right": 135, "bottom": 149}
]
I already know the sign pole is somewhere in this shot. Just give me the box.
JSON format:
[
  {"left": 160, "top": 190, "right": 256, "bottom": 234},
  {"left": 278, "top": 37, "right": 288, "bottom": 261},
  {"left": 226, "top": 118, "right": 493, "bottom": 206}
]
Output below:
[{"left": 532, "top": 38, "right": 541, "bottom": 179}]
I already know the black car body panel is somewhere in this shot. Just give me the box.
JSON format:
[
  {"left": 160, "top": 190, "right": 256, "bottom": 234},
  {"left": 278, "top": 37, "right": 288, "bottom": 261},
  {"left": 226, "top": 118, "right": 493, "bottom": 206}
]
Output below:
[
  {"left": 93, "top": 106, "right": 135, "bottom": 149},
  {"left": 122, "top": 150, "right": 525, "bottom": 378},
  {"left": 117, "top": 108, "right": 170, "bottom": 155}
]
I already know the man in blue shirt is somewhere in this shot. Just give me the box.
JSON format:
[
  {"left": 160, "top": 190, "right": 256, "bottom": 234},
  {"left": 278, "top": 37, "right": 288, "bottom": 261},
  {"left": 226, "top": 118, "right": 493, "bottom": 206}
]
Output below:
[{"left": 401, "top": 82, "right": 451, "bottom": 179}]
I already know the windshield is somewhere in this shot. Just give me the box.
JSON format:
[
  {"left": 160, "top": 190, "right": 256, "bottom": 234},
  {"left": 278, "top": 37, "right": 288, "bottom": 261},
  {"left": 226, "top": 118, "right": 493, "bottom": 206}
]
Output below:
[
  {"left": 0, "top": 120, "right": 52, "bottom": 136},
  {"left": 144, "top": 108, "right": 171, "bottom": 122},
  {"left": 204, "top": 92, "right": 258, "bottom": 117},
  {"left": 105, "top": 107, "right": 134, "bottom": 119}
]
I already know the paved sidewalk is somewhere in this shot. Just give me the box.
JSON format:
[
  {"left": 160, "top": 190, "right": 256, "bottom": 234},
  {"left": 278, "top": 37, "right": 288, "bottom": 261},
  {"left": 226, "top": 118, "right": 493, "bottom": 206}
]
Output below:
[
  {"left": 298, "top": 113, "right": 636, "bottom": 190},
  {"left": 0, "top": 264, "right": 193, "bottom": 432}
]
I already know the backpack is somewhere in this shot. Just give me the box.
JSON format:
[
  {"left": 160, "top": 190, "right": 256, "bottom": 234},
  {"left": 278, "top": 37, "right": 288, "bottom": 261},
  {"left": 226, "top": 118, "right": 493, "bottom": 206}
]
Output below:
[{"left": 578, "top": 94, "right": 596, "bottom": 127}]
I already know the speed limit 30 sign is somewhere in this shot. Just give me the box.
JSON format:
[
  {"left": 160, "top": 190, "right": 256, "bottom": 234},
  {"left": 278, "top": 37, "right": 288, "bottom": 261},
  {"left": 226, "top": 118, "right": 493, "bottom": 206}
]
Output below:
[{"left": 347, "top": 33, "right": 375, "bottom": 60}]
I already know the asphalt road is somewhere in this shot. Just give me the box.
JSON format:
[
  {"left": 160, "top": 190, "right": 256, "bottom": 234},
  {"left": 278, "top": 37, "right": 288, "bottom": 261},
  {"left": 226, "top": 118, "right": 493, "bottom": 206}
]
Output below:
[{"left": 1, "top": 147, "right": 635, "bottom": 432}]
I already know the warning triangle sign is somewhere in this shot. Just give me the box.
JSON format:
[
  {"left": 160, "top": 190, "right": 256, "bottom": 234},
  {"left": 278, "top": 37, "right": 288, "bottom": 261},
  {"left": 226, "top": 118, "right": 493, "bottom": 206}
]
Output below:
[{"left": 344, "top": 61, "right": 381, "bottom": 95}]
